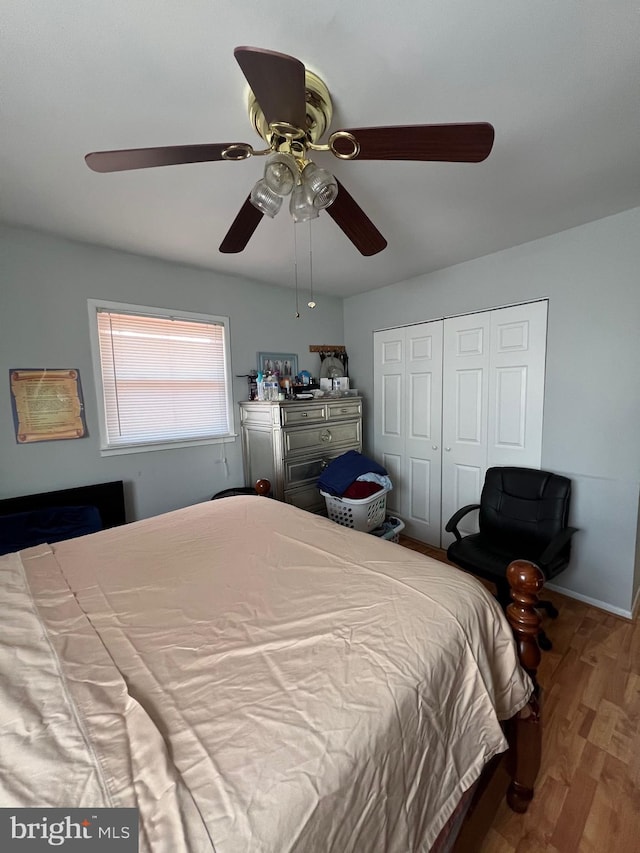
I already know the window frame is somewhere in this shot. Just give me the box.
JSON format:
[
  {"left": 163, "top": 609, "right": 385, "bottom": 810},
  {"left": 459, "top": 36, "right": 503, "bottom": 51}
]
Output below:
[{"left": 88, "top": 299, "right": 236, "bottom": 456}]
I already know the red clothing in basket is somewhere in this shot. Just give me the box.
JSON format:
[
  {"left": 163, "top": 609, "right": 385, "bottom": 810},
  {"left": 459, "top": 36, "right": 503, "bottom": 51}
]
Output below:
[{"left": 342, "top": 481, "right": 383, "bottom": 500}]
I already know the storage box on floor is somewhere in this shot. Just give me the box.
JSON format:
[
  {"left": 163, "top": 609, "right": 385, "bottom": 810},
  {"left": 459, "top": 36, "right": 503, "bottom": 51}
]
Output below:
[{"left": 370, "top": 516, "right": 405, "bottom": 543}]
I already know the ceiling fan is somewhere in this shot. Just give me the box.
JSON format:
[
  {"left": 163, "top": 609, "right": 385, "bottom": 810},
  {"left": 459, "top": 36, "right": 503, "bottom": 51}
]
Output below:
[{"left": 85, "top": 46, "right": 495, "bottom": 257}]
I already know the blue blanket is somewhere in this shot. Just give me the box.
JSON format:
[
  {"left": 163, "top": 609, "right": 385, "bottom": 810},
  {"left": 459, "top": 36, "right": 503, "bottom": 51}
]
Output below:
[
  {"left": 0, "top": 505, "right": 102, "bottom": 555},
  {"left": 317, "top": 450, "right": 388, "bottom": 496}
]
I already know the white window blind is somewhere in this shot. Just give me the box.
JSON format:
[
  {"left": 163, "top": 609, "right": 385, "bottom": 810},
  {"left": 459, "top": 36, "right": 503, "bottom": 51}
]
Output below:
[{"left": 94, "top": 307, "right": 232, "bottom": 450}]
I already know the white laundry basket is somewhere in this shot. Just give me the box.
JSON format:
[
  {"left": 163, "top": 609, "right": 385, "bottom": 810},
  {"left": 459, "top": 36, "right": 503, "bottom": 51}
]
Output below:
[{"left": 320, "top": 488, "right": 388, "bottom": 532}]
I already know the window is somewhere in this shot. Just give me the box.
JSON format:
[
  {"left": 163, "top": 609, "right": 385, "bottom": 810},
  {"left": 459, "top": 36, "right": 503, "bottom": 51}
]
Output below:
[{"left": 88, "top": 300, "right": 235, "bottom": 455}]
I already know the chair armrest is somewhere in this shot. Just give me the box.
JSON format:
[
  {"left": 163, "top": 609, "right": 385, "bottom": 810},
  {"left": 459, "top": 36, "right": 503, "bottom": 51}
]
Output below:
[
  {"left": 539, "top": 526, "right": 579, "bottom": 565},
  {"left": 445, "top": 504, "right": 481, "bottom": 541}
]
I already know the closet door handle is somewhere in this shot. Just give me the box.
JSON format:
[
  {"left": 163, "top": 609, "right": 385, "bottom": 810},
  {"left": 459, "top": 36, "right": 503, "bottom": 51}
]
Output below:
[
  {"left": 444, "top": 447, "right": 451, "bottom": 452},
  {"left": 432, "top": 445, "right": 438, "bottom": 451}
]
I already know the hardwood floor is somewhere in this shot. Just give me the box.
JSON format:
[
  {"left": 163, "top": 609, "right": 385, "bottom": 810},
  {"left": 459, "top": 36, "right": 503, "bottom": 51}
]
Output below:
[{"left": 398, "top": 535, "right": 640, "bottom": 852}]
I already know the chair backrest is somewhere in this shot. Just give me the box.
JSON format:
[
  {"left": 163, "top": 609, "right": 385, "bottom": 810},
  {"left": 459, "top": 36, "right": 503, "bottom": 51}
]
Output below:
[{"left": 479, "top": 467, "right": 572, "bottom": 559}]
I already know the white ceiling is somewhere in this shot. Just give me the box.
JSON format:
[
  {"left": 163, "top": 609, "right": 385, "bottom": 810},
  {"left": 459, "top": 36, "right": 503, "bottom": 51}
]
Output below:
[{"left": 2, "top": 1, "right": 640, "bottom": 298}]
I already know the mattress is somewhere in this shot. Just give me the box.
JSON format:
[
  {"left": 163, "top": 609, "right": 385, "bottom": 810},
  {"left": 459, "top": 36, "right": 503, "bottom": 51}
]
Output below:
[{"left": 0, "top": 495, "right": 532, "bottom": 852}]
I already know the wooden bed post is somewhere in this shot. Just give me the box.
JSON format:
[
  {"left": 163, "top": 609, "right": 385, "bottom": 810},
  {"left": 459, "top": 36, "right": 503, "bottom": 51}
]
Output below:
[
  {"left": 254, "top": 479, "right": 272, "bottom": 496},
  {"left": 505, "top": 559, "right": 544, "bottom": 813}
]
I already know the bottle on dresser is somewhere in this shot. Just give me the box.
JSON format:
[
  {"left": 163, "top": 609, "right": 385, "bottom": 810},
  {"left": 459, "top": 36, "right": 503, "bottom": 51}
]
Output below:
[{"left": 263, "top": 373, "right": 280, "bottom": 401}]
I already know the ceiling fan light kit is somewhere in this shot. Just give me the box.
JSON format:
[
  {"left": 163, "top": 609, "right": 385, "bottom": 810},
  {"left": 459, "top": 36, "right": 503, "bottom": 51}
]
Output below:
[
  {"left": 263, "top": 151, "right": 298, "bottom": 196},
  {"left": 250, "top": 179, "right": 282, "bottom": 218},
  {"left": 290, "top": 182, "right": 319, "bottom": 223},
  {"left": 302, "top": 163, "right": 338, "bottom": 209},
  {"left": 252, "top": 151, "right": 339, "bottom": 220},
  {"left": 85, "top": 45, "right": 495, "bottom": 256}
]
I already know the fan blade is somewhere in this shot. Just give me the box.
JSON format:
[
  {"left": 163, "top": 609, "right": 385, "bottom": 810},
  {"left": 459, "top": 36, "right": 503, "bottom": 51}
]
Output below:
[
  {"left": 234, "top": 46, "right": 306, "bottom": 129},
  {"left": 219, "top": 196, "right": 264, "bottom": 253},
  {"left": 325, "top": 180, "right": 387, "bottom": 256},
  {"left": 332, "top": 123, "right": 495, "bottom": 162},
  {"left": 85, "top": 143, "right": 247, "bottom": 173}
]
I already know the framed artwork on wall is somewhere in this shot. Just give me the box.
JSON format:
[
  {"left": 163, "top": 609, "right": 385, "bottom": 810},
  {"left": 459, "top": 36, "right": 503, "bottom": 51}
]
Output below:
[
  {"left": 9, "top": 368, "right": 88, "bottom": 443},
  {"left": 258, "top": 352, "right": 298, "bottom": 378}
]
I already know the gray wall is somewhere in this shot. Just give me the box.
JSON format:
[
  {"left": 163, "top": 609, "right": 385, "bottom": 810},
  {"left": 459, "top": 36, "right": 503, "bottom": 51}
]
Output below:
[
  {"left": 2, "top": 214, "right": 639, "bottom": 614},
  {"left": 0, "top": 226, "right": 344, "bottom": 520},
  {"left": 344, "top": 207, "right": 640, "bottom": 616}
]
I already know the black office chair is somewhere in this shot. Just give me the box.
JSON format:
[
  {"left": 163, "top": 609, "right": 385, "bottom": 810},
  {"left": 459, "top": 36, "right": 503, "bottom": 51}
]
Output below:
[{"left": 445, "top": 466, "right": 577, "bottom": 650}]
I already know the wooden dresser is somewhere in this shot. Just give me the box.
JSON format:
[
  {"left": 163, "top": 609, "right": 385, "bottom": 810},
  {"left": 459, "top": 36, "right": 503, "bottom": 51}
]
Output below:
[{"left": 239, "top": 397, "right": 362, "bottom": 512}]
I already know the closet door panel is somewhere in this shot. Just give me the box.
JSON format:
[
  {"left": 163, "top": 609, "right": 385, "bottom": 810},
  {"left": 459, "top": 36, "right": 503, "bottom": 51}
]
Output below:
[
  {"left": 409, "top": 372, "right": 432, "bottom": 439},
  {"left": 408, "top": 457, "right": 432, "bottom": 524},
  {"left": 441, "top": 313, "right": 490, "bottom": 545},
  {"left": 382, "top": 373, "right": 403, "bottom": 436},
  {"left": 451, "top": 463, "right": 482, "bottom": 537},
  {"left": 374, "top": 329, "right": 406, "bottom": 519},
  {"left": 455, "top": 369, "right": 484, "bottom": 443},
  {"left": 494, "top": 366, "right": 527, "bottom": 447},
  {"left": 381, "top": 452, "right": 403, "bottom": 516},
  {"left": 374, "top": 322, "right": 443, "bottom": 543},
  {"left": 404, "top": 321, "right": 443, "bottom": 544},
  {"left": 487, "top": 301, "right": 547, "bottom": 468}
]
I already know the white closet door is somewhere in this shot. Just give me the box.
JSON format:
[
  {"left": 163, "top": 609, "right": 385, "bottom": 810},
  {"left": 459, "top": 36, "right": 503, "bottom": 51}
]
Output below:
[
  {"left": 441, "top": 313, "right": 491, "bottom": 545},
  {"left": 373, "top": 328, "right": 406, "bottom": 519},
  {"left": 441, "top": 301, "right": 548, "bottom": 545},
  {"left": 404, "top": 322, "right": 443, "bottom": 543},
  {"left": 374, "top": 322, "right": 443, "bottom": 544},
  {"left": 374, "top": 301, "right": 547, "bottom": 550},
  {"left": 487, "top": 301, "right": 547, "bottom": 468}
]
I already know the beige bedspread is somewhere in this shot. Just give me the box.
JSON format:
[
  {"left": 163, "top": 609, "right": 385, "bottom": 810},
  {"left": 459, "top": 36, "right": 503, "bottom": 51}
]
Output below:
[{"left": 3, "top": 496, "right": 532, "bottom": 852}]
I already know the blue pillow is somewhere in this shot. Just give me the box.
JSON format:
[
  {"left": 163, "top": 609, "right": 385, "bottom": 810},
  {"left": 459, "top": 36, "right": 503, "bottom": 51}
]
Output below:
[{"left": 0, "top": 505, "right": 103, "bottom": 555}]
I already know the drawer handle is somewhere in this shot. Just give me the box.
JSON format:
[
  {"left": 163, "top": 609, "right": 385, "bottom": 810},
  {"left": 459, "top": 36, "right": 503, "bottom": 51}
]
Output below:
[
  {"left": 320, "top": 429, "right": 332, "bottom": 443},
  {"left": 340, "top": 408, "right": 348, "bottom": 413},
  {"left": 300, "top": 412, "right": 308, "bottom": 417}
]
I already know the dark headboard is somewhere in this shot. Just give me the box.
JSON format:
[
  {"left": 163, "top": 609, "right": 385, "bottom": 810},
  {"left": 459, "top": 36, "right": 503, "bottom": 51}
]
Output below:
[{"left": 0, "top": 481, "right": 126, "bottom": 529}]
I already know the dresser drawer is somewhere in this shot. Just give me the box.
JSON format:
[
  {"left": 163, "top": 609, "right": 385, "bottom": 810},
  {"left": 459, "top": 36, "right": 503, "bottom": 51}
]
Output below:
[
  {"left": 283, "top": 447, "right": 359, "bottom": 489},
  {"left": 326, "top": 400, "right": 362, "bottom": 420},
  {"left": 281, "top": 404, "right": 327, "bottom": 426},
  {"left": 284, "top": 484, "right": 326, "bottom": 513},
  {"left": 283, "top": 420, "right": 361, "bottom": 457},
  {"left": 240, "top": 404, "right": 280, "bottom": 427},
  {"left": 284, "top": 456, "right": 327, "bottom": 488}
]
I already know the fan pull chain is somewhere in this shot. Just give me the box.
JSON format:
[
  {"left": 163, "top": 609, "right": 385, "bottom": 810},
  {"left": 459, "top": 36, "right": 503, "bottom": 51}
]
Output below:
[
  {"left": 293, "top": 222, "right": 300, "bottom": 318},
  {"left": 307, "top": 221, "right": 316, "bottom": 309}
]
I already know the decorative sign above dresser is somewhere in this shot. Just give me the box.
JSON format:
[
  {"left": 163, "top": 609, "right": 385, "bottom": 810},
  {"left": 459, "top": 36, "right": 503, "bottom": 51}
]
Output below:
[{"left": 309, "top": 345, "right": 349, "bottom": 380}]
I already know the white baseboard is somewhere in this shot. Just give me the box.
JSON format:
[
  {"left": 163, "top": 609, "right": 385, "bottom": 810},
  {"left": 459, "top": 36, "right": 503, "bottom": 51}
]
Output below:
[
  {"left": 544, "top": 582, "right": 633, "bottom": 620},
  {"left": 632, "top": 586, "right": 640, "bottom": 620}
]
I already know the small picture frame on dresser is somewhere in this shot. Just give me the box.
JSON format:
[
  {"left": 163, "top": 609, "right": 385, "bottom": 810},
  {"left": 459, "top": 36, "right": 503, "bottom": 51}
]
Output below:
[{"left": 258, "top": 352, "right": 298, "bottom": 378}]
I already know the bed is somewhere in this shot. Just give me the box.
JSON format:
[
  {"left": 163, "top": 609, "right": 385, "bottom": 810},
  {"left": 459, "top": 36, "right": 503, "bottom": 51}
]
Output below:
[{"left": 0, "top": 482, "right": 543, "bottom": 852}]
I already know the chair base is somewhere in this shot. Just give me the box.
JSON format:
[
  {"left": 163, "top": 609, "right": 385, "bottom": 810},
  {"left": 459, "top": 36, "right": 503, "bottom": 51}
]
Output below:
[
  {"left": 535, "top": 598, "right": 559, "bottom": 619},
  {"left": 537, "top": 630, "right": 553, "bottom": 652},
  {"left": 534, "top": 599, "right": 558, "bottom": 651}
]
